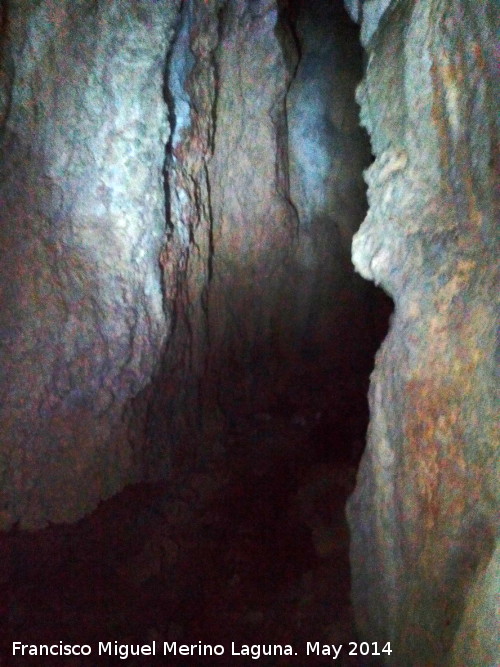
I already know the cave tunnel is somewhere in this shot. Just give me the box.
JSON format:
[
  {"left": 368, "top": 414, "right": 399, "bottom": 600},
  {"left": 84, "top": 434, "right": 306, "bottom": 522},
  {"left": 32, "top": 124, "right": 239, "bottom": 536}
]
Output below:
[{"left": 0, "top": 0, "right": 498, "bottom": 666}]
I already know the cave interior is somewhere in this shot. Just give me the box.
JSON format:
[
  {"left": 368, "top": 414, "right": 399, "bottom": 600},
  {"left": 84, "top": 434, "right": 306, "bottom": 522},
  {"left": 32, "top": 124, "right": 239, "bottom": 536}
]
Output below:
[{"left": 0, "top": 0, "right": 497, "bottom": 665}]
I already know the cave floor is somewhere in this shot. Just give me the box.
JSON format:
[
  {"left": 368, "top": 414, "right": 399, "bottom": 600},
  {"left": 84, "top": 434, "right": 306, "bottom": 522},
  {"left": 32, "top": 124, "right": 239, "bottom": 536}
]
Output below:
[{"left": 0, "top": 373, "right": 364, "bottom": 667}]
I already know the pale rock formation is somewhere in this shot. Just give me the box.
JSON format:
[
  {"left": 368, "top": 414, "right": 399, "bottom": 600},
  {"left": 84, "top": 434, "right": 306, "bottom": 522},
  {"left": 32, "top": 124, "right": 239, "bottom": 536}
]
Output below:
[
  {"left": 0, "top": 0, "right": 180, "bottom": 528},
  {"left": 347, "top": 0, "right": 499, "bottom": 664}
]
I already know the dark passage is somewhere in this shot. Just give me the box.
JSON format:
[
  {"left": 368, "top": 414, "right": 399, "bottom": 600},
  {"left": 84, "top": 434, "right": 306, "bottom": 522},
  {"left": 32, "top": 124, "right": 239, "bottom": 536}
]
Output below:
[
  {"left": 0, "top": 375, "right": 391, "bottom": 666},
  {"left": 0, "top": 1, "right": 392, "bottom": 665}
]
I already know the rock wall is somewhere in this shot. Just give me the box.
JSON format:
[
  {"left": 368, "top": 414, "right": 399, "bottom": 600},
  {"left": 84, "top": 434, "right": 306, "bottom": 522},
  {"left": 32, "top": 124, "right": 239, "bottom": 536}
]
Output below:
[
  {"left": 147, "top": 0, "right": 377, "bottom": 471},
  {"left": 0, "top": 0, "right": 180, "bottom": 529},
  {"left": 0, "top": 0, "right": 376, "bottom": 527},
  {"left": 346, "top": 0, "right": 499, "bottom": 664},
  {"left": 145, "top": 0, "right": 300, "bottom": 472}
]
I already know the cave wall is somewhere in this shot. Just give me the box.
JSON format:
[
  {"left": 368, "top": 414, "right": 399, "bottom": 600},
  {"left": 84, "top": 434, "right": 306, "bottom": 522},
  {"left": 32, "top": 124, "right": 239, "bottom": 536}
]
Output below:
[
  {"left": 0, "top": 0, "right": 374, "bottom": 527},
  {"left": 0, "top": 0, "right": 180, "bottom": 529},
  {"left": 146, "top": 0, "right": 376, "bottom": 471},
  {"left": 144, "top": 0, "right": 300, "bottom": 472},
  {"left": 346, "top": 0, "right": 499, "bottom": 664}
]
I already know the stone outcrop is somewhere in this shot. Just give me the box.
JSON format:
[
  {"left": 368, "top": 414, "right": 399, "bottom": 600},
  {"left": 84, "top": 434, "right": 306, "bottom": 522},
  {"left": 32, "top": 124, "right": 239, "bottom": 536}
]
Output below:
[
  {"left": 346, "top": 0, "right": 499, "bottom": 664},
  {"left": 0, "top": 0, "right": 180, "bottom": 528}
]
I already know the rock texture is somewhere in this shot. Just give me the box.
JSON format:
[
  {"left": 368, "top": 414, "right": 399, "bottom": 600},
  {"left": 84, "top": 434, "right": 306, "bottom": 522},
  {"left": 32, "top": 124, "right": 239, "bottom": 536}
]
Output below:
[
  {"left": 346, "top": 0, "right": 499, "bottom": 664},
  {"left": 0, "top": 0, "right": 180, "bottom": 528},
  {"left": 152, "top": 0, "right": 299, "bottom": 470},
  {"left": 0, "top": 0, "right": 377, "bottom": 528},
  {"left": 148, "top": 0, "right": 378, "bottom": 471}
]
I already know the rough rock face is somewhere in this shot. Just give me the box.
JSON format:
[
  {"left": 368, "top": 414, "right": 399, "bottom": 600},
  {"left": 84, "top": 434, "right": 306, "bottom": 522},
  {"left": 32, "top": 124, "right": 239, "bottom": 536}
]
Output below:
[
  {"left": 147, "top": 0, "right": 377, "bottom": 471},
  {"left": 0, "top": 0, "right": 375, "bottom": 528},
  {"left": 0, "top": 0, "right": 180, "bottom": 529},
  {"left": 346, "top": 0, "right": 499, "bottom": 664},
  {"left": 152, "top": 0, "right": 299, "bottom": 470}
]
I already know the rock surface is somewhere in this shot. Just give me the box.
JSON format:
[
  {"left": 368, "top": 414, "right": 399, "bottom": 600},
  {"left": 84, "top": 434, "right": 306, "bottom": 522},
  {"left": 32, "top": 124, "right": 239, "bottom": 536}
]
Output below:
[
  {"left": 154, "top": 0, "right": 300, "bottom": 470},
  {"left": 148, "top": 0, "right": 379, "bottom": 472},
  {"left": 347, "top": 0, "right": 499, "bottom": 664},
  {"left": 0, "top": 0, "right": 377, "bottom": 528},
  {"left": 0, "top": 0, "right": 180, "bottom": 528}
]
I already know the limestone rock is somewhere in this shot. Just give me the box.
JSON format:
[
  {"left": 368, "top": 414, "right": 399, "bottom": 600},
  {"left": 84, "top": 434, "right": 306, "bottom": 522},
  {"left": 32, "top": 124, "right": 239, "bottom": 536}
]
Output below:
[
  {"left": 0, "top": 0, "right": 376, "bottom": 529},
  {"left": 150, "top": 0, "right": 304, "bottom": 466},
  {"left": 347, "top": 0, "right": 499, "bottom": 664},
  {"left": 359, "top": 0, "right": 392, "bottom": 45},
  {"left": 149, "top": 0, "right": 383, "bottom": 474},
  {"left": 343, "top": 0, "right": 394, "bottom": 44},
  {"left": 0, "top": 0, "right": 180, "bottom": 528}
]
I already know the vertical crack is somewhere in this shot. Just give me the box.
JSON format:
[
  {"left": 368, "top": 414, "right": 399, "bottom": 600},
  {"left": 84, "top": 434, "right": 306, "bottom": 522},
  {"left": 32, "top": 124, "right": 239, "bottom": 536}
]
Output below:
[
  {"left": 0, "top": 0, "right": 14, "bottom": 139},
  {"left": 207, "top": 2, "right": 226, "bottom": 155},
  {"left": 204, "top": 162, "right": 215, "bottom": 283},
  {"left": 159, "top": 2, "right": 189, "bottom": 323},
  {"left": 204, "top": 2, "right": 227, "bottom": 284},
  {"left": 275, "top": 0, "right": 302, "bottom": 234},
  {"left": 162, "top": 9, "right": 184, "bottom": 242}
]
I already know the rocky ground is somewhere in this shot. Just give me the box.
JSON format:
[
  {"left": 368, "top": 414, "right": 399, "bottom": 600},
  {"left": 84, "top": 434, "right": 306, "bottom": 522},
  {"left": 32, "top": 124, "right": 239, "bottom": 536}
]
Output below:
[{"left": 0, "top": 370, "right": 369, "bottom": 667}]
